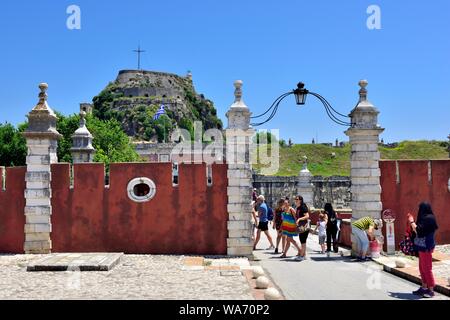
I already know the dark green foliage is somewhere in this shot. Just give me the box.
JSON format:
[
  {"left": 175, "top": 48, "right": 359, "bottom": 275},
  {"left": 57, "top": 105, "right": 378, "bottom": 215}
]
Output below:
[
  {"left": 0, "top": 123, "right": 27, "bottom": 166},
  {"left": 55, "top": 111, "right": 80, "bottom": 163},
  {"left": 92, "top": 82, "right": 122, "bottom": 120},
  {"left": 56, "top": 112, "right": 141, "bottom": 165},
  {"left": 85, "top": 115, "right": 141, "bottom": 165},
  {"left": 0, "top": 113, "right": 141, "bottom": 167}
]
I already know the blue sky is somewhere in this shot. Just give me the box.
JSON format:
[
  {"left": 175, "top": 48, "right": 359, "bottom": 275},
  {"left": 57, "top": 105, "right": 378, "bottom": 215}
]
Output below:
[{"left": 0, "top": 0, "right": 449, "bottom": 143}]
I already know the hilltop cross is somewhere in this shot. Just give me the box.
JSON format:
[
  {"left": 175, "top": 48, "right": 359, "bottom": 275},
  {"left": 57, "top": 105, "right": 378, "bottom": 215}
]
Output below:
[{"left": 133, "top": 45, "right": 146, "bottom": 70}]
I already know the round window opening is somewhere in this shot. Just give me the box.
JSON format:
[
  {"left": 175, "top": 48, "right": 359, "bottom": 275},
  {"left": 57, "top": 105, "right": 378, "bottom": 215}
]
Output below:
[
  {"left": 134, "top": 183, "right": 150, "bottom": 197},
  {"left": 127, "top": 178, "right": 156, "bottom": 203}
]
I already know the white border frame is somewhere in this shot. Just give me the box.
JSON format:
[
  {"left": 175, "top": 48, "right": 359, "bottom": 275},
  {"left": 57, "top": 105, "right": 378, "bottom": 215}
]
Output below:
[{"left": 127, "top": 177, "right": 156, "bottom": 203}]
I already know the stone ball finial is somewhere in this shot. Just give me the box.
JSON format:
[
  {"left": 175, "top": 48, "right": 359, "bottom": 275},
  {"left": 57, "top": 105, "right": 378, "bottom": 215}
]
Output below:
[
  {"left": 80, "top": 110, "right": 86, "bottom": 118},
  {"left": 39, "top": 83, "right": 48, "bottom": 96},
  {"left": 39, "top": 82, "right": 48, "bottom": 92},
  {"left": 35, "top": 83, "right": 49, "bottom": 109},
  {"left": 234, "top": 80, "right": 243, "bottom": 103},
  {"left": 359, "top": 79, "right": 368, "bottom": 88},
  {"left": 358, "top": 79, "right": 368, "bottom": 101}
]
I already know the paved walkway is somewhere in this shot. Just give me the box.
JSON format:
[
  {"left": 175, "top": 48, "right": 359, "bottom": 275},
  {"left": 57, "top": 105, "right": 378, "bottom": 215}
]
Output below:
[
  {"left": 372, "top": 245, "right": 450, "bottom": 296},
  {"left": 253, "top": 225, "right": 450, "bottom": 300},
  {"left": 0, "top": 254, "right": 254, "bottom": 300}
]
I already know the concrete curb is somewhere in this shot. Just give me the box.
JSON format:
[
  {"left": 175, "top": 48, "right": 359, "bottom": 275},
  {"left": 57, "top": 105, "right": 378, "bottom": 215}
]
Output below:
[{"left": 372, "top": 256, "right": 450, "bottom": 297}]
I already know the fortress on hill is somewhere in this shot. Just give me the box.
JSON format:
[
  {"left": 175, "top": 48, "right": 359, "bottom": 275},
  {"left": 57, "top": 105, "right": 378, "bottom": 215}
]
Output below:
[
  {"left": 84, "top": 69, "right": 223, "bottom": 154},
  {"left": 115, "top": 69, "right": 190, "bottom": 99}
]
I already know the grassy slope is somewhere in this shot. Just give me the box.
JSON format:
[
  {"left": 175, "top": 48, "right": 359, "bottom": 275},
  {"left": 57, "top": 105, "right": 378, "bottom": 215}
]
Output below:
[{"left": 253, "top": 141, "right": 448, "bottom": 177}]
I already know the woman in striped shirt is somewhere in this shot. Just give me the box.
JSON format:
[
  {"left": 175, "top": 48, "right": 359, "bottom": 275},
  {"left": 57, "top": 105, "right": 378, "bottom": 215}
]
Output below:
[{"left": 351, "top": 216, "right": 382, "bottom": 261}]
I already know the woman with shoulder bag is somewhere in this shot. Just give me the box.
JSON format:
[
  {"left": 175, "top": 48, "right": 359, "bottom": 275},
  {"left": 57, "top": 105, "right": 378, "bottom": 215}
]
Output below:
[
  {"left": 295, "top": 195, "right": 310, "bottom": 260},
  {"left": 408, "top": 202, "right": 439, "bottom": 298}
]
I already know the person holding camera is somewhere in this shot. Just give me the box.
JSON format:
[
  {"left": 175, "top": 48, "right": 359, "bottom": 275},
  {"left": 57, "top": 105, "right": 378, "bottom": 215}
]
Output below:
[{"left": 408, "top": 202, "right": 439, "bottom": 298}]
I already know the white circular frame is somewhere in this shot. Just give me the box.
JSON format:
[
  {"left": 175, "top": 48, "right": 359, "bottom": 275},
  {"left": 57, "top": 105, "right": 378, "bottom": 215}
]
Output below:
[{"left": 127, "top": 177, "right": 156, "bottom": 203}]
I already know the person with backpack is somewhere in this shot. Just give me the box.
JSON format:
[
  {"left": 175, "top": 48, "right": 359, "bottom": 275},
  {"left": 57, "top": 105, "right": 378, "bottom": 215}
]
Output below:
[
  {"left": 253, "top": 195, "right": 275, "bottom": 250},
  {"left": 408, "top": 202, "right": 439, "bottom": 298},
  {"left": 324, "top": 203, "right": 339, "bottom": 254},
  {"left": 267, "top": 205, "right": 274, "bottom": 223},
  {"left": 272, "top": 198, "right": 286, "bottom": 254}
]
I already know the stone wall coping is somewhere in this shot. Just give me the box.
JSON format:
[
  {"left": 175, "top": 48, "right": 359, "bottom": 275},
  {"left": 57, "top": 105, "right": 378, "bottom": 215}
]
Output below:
[
  {"left": 253, "top": 175, "right": 351, "bottom": 182},
  {"left": 118, "top": 69, "right": 187, "bottom": 79}
]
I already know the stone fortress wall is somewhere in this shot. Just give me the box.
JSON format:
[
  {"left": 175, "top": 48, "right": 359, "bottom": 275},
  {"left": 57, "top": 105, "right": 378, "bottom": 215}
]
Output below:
[
  {"left": 116, "top": 70, "right": 190, "bottom": 99},
  {"left": 253, "top": 174, "right": 351, "bottom": 209}
]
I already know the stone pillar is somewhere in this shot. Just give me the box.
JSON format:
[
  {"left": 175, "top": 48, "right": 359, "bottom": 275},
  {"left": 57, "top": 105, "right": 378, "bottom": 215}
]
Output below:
[
  {"left": 344, "top": 80, "right": 384, "bottom": 255},
  {"left": 225, "top": 80, "right": 255, "bottom": 257},
  {"left": 71, "top": 111, "right": 95, "bottom": 163},
  {"left": 22, "top": 83, "right": 62, "bottom": 254},
  {"left": 297, "top": 156, "right": 314, "bottom": 208},
  {"left": 447, "top": 134, "right": 450, "bottom": 158}
]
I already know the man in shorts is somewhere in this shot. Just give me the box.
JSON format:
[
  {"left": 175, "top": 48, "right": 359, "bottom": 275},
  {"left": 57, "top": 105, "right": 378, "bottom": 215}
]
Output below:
[{"left": 253, "top": 195, "right": 275, "bottom": 250}]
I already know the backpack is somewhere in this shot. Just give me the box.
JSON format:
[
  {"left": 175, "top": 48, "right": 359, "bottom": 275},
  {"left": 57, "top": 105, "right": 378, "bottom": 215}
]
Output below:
[
  {"left": 267, "top": 207, "right": 274, "bottom": 221},
  {"left": 399, "top": 218, "right": 417, "bottom": 256}
]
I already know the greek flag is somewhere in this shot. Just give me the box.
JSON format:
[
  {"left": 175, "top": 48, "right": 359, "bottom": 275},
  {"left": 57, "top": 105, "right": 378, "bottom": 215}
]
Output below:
[{"left": 153, "top": 104, "right": 166, "bottom": 120}]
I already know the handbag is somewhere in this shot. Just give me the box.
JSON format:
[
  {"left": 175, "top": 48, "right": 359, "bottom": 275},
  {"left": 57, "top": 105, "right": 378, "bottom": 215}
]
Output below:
[
  {"left": 297, "top": 219, "right": 311, "bottom": 234},
  {"left": 413, "top": 236, "right": 427, "bottom": 249}
]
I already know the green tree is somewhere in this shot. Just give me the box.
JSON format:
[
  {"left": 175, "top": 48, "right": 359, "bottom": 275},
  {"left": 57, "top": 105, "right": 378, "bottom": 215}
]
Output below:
[
  {"left": 85, "top": 115, "right": 141, "bottom": 166},
  {"left": 55, "top": 112, "right": 80, "bottom": 163},
  {"left": 0, "top": 123, "right": 27, "bottom": 167},
  {"left": 154, "top": 115, "right": 173, "bottom": 143},
  {"left": 253, "top": 131, "right": 278, "bottom": 145}
]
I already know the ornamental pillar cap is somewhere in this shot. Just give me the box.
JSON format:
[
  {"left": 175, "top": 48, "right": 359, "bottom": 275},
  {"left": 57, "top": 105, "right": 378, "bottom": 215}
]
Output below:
[
  {"left": 23, "top": 83, "right": 62, "bottom": 139},
  {"left": 230, "top": 80, "right": 248, "bottom": 109}
]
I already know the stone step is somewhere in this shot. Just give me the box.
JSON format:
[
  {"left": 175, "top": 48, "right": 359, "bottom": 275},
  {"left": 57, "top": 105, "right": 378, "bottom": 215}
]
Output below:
[{"left": 27, "top": 253, "right": 123, "bottom": 272}]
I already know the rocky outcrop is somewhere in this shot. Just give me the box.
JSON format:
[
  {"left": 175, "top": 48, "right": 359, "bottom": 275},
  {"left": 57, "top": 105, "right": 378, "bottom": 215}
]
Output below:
[{"left": 92, "top": 70, "right": 222, "bottom": 141}]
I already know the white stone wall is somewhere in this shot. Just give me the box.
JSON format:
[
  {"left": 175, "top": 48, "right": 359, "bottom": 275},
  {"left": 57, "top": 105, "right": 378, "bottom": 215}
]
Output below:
[
  {"left": 24, "top": 139, "right": 57, "bottom": 253},
  {"left": 344, "top": 80, "right": 384, "bottom": 256},
  {"left": 22, "top": 83, "right": 61, "bottom": 254},
  {"left": 225, "top": 80, "right": 254, "bottom": 257}
]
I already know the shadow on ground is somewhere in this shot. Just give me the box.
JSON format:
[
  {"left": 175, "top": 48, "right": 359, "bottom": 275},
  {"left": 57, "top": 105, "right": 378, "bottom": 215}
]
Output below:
[{"left": 387, "top": 291, "right": 422, "bottom": 300}]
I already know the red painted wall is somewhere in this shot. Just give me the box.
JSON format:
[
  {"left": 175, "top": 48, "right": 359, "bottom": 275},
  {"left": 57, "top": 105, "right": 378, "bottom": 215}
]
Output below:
[
  {"left": 380, "top": 160, "right": 450, "bottom": 249},
  {"left": 0, "top": 167, "right": 26, "bottom": 253},
  {"left": 338, "top": 220, "right": 352, "bottom": 248},
  {"left": 51, "top": 162, "right": 229, "bottom": 254}
]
